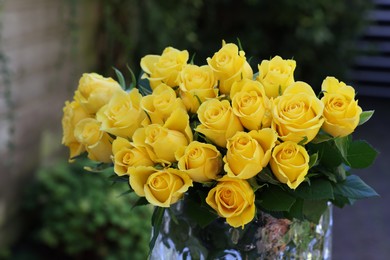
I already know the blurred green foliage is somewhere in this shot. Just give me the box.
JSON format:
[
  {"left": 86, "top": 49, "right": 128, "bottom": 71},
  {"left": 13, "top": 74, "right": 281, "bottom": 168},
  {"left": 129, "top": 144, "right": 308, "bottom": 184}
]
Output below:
[
  {"left": 195, "top": 0, "right": 372, "bottom": 89},
  {"left": 94, "top": 0, "right": 371, "bottom": 90},
  {"left": 95, "top": 0, "right": 203, "bottom": 75},
  {"left": 12, "top": 160, "right": 151, "bottom": 260}
]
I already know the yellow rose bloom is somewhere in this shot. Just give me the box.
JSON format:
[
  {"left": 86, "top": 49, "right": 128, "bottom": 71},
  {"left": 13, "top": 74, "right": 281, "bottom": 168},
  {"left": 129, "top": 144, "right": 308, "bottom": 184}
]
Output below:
[
  {"left": 321, "top": 76, "right": 362, "bottom": 137},
  {"left": 73, "top": 73, "right": 122, "bottom": 114},
  {"left": 163, "top": 108, "right": 193, "bottom": 144},
  {"left": 272, "top": 81, "right": 324, "bottom": 144},
  {"left": 62, "top": 100, "right": 90, "bottom": 161},
  {"left": 96, "top": 88, "right": 146, "bottom": 138},
  {"left": 140, "top": 47, "right": 189, "bottom": 89},
  {"left": 207, "top": 42, "right": 253, "bottom": 95},
  {"left": 179, "top": 64, "right": 218, "bottom": 113},
  {"left": 112, "top": 137, "right": 155, "bottom": 176},
  {"left": 141, "top": 83, "right": 186, "bottom": 125},
  {"left": 74, "top": 118, "right": 113, "bottom": 163},
  {"left": 175, "top": 141, "right": 222, "bottom": 183},
  {"left": 270, "top": 141, "right": 310, "bottom": 189},
  {"left": 129, "top": 166, "right": 193, "bottom": 207},
  {"left": 231, "top": 79, "right": 272, "bottom": 130},
  {"left": 133, "top": 124, "right": 189, "bottom": 164},
  {"left": 224, "top": 128, "right": 278, "bottom": 179},
  {"left": 195, "top": 99, "right": 243, "bottom": 148},
  {"left": 256, "top": 56, "right": 296, "bottom": 98},
  {"left": 206, "top": 176, "right": 255, "bottom": 228}
]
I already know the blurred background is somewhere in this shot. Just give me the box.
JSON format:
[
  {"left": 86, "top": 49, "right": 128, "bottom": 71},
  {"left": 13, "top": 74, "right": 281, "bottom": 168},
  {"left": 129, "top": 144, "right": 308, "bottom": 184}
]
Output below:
[{"left": 0, "top": 0, "right": 389, "bottom": 259}]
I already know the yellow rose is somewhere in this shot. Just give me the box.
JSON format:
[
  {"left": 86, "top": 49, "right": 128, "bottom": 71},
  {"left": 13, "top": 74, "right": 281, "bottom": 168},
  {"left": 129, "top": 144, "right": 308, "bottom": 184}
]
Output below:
[
  {"left": 74, "top": 73, "right": 122, "bottom": 114},
  {"left": 96, "top": 88, "right": 146, "bottom": 138},
  {"left": 270, "top": 141, "right": 310, "bottom": 189},
  {"left": 206, "top": 176, "right": 255, "bottom": 228},
  {"left": 112, "top": 137, "right": 155, "bottom": 176},
  {"left": 179, "top": 64, "right": 218, "bottom": 113},
  {"left": 141, "top": 83, "right": 186, "bottom": 125},
  {"left": 61, "top": 100, "right": 90, "bottom": 161},
  {"left": 223, "top": 128, "right": 278, "bottom": 179},
  {"left": 256, "top": 56, "right": 296, "bottom": 98},
  {"left": 175, "top": 141, "right": 222, "bottom": 183},
  {"left": 129, "top": 166, "right": 193, "bottom": 207},
  {"left": 272, "top": 81, "right": 324, "bottom": 144},
  {"left": 207, "top": 42, "right": 253, "bottom": 95},
  {"left": 133, "top": 124, "right": 189, "bottom": 164},
  {"left": 141, "top": 89, "right": 193, "bottom": 149},
  {"left": 74, "top": 118, "right": 113, "bottom": 163},
  {"left": 163, "top": 108, "right": 193, "bottom": 143},
  {"left": 231, "top": 78, "right": 272, "bottom": 130},
  {"left": 196, "top": 99, "right": 243, "bottom": 147},
  {"left": 140, "top": 47, "right": 189, "bottom": 89},
  {"left": 321, "top": 77, "right": 362, "bottom": 137}
]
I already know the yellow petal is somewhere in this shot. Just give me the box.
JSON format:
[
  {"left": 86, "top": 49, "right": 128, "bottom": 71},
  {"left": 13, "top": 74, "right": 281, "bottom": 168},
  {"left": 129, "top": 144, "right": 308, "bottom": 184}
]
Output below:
[
  {"left": 140, "top": 55, "right": 160, "bottom": 75},
  {"left": 112, "top": 136, "right": 131, "bottom": 155},
  {"left": 128, "top": 166, "right": 155, "bottom": 197}
]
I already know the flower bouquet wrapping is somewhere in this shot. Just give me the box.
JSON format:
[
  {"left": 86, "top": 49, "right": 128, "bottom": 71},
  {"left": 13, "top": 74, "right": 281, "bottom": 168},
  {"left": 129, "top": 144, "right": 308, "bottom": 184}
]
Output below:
[{"left": 62, "top": 41, "right": 378, "bottom": 258}]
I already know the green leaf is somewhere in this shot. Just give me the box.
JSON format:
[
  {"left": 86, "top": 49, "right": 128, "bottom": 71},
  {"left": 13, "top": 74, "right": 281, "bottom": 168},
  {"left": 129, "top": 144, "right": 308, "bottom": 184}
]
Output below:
[
  {"left": 311, "top": 131, "right": 334, "bottom": 144},
  {"left": 84, "top": 162, "right": 113, "bottom": 173},
  {"left": 291, "top": 179, "right": 334, "bottom": 200},
  {"left": 334, "top": 135, "right": 351, "bottom": 163},
  {"left": 309, "top": 153, "right": 319, "bottom": 168},
  {"left": 113, "top": 67, "right": 126, "bottom": 89},
  {"left": 332, "top": 164, "right": 348, "bottom": 181},
  {"left": 194, "top": 94, "right": 202, "bottom": 107},
  {"left": 316, "top": 164, "right": 348, "bottom": 183},
  {"left": 309, "top": 141, "right": 343, "bottom": 168},
  {"left": 149, "top": 207, "right": 165, "bottom": 256},
  {"left": 69, "top": 152, "right": 88, "bottom": 161},
  {"left": 182, "top": 197, "right": 218, "bottom": 228},
  {"left": 132, "top": 197, "right": 149, "bottom": 209},
  {"left": 247, "top": 56, "right": 253, "bottom": 65},
  {"left": 303, "top": 199, "right": 329, "bottom": 223},
  {"left": 252, "top": 71, "right": 259, "bottom": 80},
  {"left": 167, "top": 207, "right": 179, "bottom": 225},
  {"left": 116, "top": 189, "right": 133, "bottom": 198},
  {"left": 108, "top": 175, "right": 129, "bottom": 183},
  {"left": 347, "top": 140, "right": 378, "bottom": 169},
  {"left": 332, "top": 194, "right": 353, "bottom": 208},
  {"left": 286, "top": 199, "right": 304, "bottom": 220},
  {"left": 333, "top": 175, "right": 379, "bottom": 200},
  {"left": 138, "top": 71, "right": 153, "bottom": 96},
  {"left": 126, "top": 64, "right": 137, "bottom": 89},
  {"left": 236, "top": 37, "right": 243, "bottom": 51},
  {"left": 257, "top": 167, "right": 281, "bottom": 186},
  {"left": 247, "top": 177, "right": 267, "bottom": 192},
  {"left": 317, "top": 169, "right": 338, "bottom": 183},
  {"left": 144, "top": 110, "right": 152, "bottom": 124},
  {"left": 298, "top": 136, "right": 308, "bottom": 146},
  {"left": 190, "top": 52, "right": 196, "bottom": 64},
  {"left": 317, "top": 90, "right": 326, "bottom": 99},
  {"left": 359, "top": 110, "right": 374, "bottom": 126},
  {"left": 258, "top": 185, "right": 296, "bottom": 212}
]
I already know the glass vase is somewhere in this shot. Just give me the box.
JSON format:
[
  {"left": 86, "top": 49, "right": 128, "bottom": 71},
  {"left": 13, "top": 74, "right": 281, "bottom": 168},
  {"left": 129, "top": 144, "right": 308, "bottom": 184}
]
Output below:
[{"left": 150, "top": 200, "right": 332, "bottom": 260}]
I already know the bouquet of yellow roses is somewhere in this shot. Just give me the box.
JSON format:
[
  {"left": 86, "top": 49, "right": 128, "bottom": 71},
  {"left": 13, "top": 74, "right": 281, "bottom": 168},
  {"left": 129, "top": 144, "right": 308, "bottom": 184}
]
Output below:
[{"left": 62, "top": 41, "right": 377, "bottom": 254}]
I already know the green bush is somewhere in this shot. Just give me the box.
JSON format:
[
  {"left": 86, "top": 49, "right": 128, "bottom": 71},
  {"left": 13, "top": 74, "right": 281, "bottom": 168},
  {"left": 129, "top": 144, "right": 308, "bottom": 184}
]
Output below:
[{"left": 14, "top": 160, "right": 152, "bottom": 260}]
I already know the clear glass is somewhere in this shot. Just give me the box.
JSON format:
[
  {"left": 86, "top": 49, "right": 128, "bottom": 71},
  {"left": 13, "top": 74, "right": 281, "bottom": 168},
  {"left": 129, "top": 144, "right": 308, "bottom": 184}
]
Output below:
[{"left": 150, "top": 201, "right": 332, "bottom": 260}]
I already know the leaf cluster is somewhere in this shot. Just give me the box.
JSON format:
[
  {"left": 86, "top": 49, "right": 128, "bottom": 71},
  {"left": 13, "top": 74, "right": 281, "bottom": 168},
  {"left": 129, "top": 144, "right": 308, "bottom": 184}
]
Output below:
[{"left": 19, "top": 159, "right": 152, "bottom": 260}]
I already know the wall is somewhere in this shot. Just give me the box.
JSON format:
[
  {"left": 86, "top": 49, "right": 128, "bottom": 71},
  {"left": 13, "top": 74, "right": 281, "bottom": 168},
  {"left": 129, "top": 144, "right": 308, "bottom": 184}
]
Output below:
[{"left": 0, "top": 0, "right": 100, "bottom": 246}]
